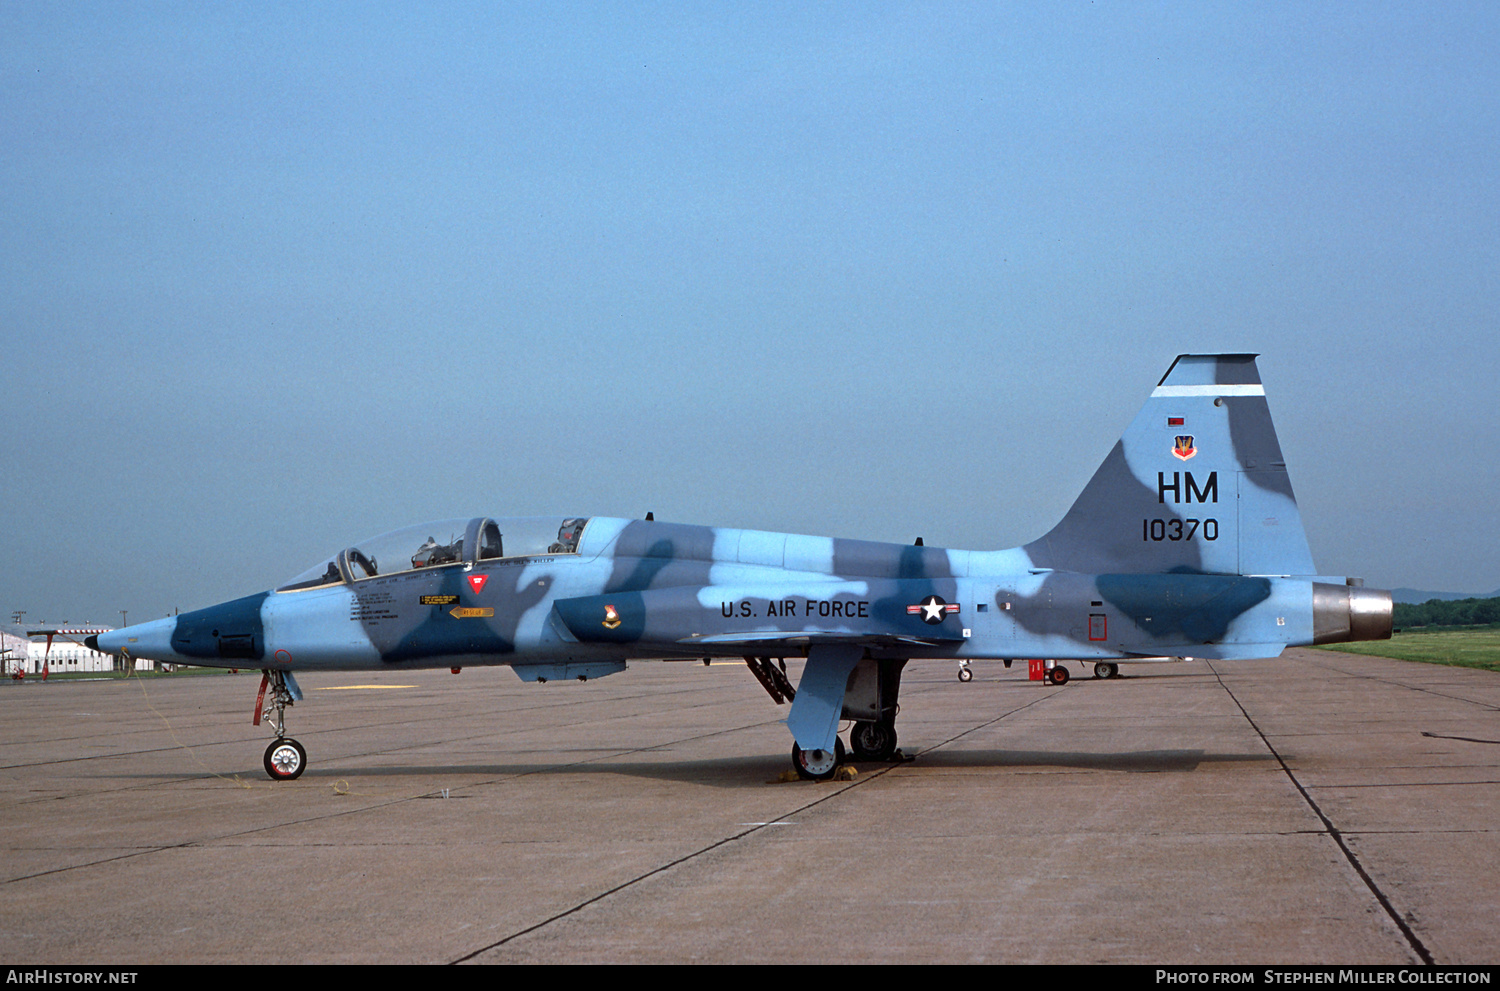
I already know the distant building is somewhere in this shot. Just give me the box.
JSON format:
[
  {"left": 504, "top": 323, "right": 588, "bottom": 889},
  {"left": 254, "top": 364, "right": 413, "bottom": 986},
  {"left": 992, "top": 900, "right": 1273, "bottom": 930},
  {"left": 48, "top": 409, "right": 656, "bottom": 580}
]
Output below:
[
  {"left": 3, "top": 628, "right": 155, "bottom": 677},
  {"left": 0, "top": 631, "right": 31, "bottom": 676}
]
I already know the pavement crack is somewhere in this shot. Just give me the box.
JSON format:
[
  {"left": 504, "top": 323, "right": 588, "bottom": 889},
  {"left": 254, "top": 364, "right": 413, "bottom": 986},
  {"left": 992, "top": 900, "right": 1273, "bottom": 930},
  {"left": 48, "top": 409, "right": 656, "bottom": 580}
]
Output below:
[
  {"left": 447, "top": 776, "right": 869, "bottom": 963},
  {"left": 1421, "top": 731, "right": 1500, "bottom": 745},
  {"left": 448, "top": 689, "right": 1058, "bottom": 964},
  {"left": 1304, "top": 656, "right": 1500, "bottom": 712},
  {"left": 912, "top": 689, "right": 1063, "bottom": 756},
  {"left": 1207, "top": 662, "right": 1435, "bottom": 966}
]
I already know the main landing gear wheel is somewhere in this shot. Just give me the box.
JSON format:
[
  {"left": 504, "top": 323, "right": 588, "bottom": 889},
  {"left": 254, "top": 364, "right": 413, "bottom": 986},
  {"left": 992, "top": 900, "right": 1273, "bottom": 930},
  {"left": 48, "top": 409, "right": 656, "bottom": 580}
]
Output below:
[
  {"left": 791, "top": 738, "right": 846, "bottom": 781},
  {"left": 1093, "top": 662, "right": 1118, "bottom": 680},
  {"left": 264, "top": 738, "right": 307, "bottom": 781},
  {"left": 1048, "top": 665, "right": 1070, "bottom": 685},
  {"left": 850, "top": 720, "right": 899, "bottom": 762}
]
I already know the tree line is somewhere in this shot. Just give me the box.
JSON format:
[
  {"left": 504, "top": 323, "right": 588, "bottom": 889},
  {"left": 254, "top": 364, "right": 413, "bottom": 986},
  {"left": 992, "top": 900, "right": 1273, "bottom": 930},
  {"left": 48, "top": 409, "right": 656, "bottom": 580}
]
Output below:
[{"left": 1394, "top": 596, "right": 1500, "bottom": 629}]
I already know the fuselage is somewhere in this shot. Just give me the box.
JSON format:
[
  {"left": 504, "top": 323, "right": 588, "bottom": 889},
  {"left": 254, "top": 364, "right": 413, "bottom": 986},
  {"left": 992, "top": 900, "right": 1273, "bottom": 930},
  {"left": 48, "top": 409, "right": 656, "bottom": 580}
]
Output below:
[{"left": 93, "top": 515, "right": 1392, "bottom": 676}]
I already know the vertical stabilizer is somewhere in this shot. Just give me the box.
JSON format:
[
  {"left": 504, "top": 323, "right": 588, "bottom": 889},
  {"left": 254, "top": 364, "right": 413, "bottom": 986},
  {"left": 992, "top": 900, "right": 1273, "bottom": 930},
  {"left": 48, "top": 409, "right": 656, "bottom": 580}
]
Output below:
[{"left": 1023, "top": 354, "right": 1316, "bottom": 577}]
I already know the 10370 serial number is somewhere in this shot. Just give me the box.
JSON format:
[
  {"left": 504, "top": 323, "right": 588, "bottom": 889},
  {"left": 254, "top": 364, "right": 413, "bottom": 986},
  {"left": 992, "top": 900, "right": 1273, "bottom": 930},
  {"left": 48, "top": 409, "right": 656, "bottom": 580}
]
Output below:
[{"left": 1143, "top": 518, "right": 1219, "bottom": 541}]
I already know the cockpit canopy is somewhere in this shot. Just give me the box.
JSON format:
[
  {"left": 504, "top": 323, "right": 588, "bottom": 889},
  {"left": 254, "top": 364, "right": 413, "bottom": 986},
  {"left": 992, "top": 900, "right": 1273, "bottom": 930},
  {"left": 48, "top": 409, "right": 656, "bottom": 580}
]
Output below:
[{"left": 278, "top": 516, "right": 592, "bottom": 591}]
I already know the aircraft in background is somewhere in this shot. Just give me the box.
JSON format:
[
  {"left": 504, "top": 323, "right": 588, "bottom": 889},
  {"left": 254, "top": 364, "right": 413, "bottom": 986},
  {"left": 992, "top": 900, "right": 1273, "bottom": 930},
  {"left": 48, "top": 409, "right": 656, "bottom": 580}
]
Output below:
[{"left": 93, "top": 354, "right": 1392, "bottom": 781}]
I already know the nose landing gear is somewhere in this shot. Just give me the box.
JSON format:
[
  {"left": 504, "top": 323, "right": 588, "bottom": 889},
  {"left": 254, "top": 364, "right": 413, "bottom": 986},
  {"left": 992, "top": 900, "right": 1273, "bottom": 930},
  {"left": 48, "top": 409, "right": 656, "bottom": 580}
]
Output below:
[{"left": 255, "top": 669, "right": 307, "bottom": 781}]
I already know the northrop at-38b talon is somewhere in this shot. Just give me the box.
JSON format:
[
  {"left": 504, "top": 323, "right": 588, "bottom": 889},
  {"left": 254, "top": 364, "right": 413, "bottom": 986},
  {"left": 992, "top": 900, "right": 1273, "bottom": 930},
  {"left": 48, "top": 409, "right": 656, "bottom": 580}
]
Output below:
[{"left": 93, "top": 355, "right": 1392, "bottom": 781}]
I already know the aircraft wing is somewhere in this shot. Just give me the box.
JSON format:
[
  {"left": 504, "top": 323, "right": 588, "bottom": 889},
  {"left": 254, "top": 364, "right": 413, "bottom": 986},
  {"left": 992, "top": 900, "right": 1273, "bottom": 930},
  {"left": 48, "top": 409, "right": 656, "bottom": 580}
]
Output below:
[{"left": 680, "top": 631, "right": 960, "bottom": 648}]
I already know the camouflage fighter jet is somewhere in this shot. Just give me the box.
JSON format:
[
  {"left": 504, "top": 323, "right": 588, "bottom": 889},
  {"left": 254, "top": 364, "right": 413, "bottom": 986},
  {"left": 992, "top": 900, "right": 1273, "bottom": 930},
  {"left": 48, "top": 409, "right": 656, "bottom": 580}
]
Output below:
[{"left": 92, "top": 354, "right": 1392, "bottom": 781}]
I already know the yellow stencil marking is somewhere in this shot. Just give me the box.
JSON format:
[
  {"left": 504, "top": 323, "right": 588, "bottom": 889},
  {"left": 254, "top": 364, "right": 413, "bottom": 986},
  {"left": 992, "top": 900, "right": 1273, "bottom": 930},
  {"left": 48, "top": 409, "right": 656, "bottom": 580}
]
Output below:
[{"left": 317, "top": 684, "right": 417, "bottom": 691}]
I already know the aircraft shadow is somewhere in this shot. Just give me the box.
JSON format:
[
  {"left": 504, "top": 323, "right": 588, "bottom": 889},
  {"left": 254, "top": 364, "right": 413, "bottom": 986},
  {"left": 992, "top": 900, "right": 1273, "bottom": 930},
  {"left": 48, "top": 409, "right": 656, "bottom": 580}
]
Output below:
[
  {"left": 258, "top": 746, "right": 1275, "bottom": 786},
  {"left": 912, "top": 748, "right": 1274, "bottom": 773},
  {"left": 93, "top": 748, "right": 1275, "bottom": 787}
]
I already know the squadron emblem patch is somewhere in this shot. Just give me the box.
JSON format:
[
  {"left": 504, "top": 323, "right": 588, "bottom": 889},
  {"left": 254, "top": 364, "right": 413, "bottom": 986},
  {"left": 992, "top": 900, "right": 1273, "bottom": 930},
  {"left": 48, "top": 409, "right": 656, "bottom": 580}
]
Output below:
[
  {"left": 602, "top": 604, "right": 621, "bottom": 630},
  {"left": 1172, "top": 435, "right": 1197, "bottom": 461}
]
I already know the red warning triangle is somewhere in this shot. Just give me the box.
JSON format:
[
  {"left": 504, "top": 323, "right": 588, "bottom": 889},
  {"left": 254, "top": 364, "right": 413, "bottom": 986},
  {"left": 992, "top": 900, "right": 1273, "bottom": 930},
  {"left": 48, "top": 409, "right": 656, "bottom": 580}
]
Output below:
[{"left": 468, "top": 574, "right": 488, "bottom": 594}]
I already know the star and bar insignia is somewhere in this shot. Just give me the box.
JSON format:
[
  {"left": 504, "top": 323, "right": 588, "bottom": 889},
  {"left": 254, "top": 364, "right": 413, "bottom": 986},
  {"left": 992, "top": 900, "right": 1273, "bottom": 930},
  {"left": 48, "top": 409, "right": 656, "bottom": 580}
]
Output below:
[{"left": 907, "top": 595, "right": 959, "bottom": 625}]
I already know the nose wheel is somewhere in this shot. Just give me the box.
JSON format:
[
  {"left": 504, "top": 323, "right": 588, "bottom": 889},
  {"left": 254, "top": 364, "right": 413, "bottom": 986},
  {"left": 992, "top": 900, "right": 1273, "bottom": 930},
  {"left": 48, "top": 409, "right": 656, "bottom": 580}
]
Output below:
[
  {"left": 264, "top": 738, "right": 307, "bottom": 780},
  {"left": 255, "top": 669, "right": 309, "bottom": 781}
]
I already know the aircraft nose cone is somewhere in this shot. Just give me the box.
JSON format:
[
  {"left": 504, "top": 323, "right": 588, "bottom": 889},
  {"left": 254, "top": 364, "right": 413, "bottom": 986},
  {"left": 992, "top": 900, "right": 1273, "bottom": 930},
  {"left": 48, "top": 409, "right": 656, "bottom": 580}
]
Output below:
[{"left": 95, "top": 617, "right": 180, "bottom": 661}]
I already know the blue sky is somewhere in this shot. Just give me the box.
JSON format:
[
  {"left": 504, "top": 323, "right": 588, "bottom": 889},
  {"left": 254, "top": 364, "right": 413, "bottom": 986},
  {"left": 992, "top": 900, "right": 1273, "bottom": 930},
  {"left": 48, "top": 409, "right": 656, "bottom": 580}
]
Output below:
[{"left": 3, "top": 2, "right": 1497, "bottom": 624}]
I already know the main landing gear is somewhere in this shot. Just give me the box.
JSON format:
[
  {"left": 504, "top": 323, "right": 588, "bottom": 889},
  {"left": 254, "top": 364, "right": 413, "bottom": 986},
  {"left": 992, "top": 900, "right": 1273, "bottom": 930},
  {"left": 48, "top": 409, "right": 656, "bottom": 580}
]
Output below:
[
  {"left": 849, "top": 718, "right": 899, "bottom": 762},
  {"left": 754, "top": 653, "right": 909, "bottom": 781},
  {"left": 792, "top": 739, "right": 846, "bottom": 781},
  {"left": 255, "top": 669, "right": 307, "bottom": 781},
  {"left": 792, "top": 719, "right": 900, "bottom": 781}
]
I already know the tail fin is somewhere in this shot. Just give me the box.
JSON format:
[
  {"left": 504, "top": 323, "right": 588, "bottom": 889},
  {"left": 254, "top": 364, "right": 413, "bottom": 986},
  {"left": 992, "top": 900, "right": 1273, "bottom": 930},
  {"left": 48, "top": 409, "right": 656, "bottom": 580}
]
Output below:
[{"left": 1023, "top": 354, "right": 1316, "bottom": 577}]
